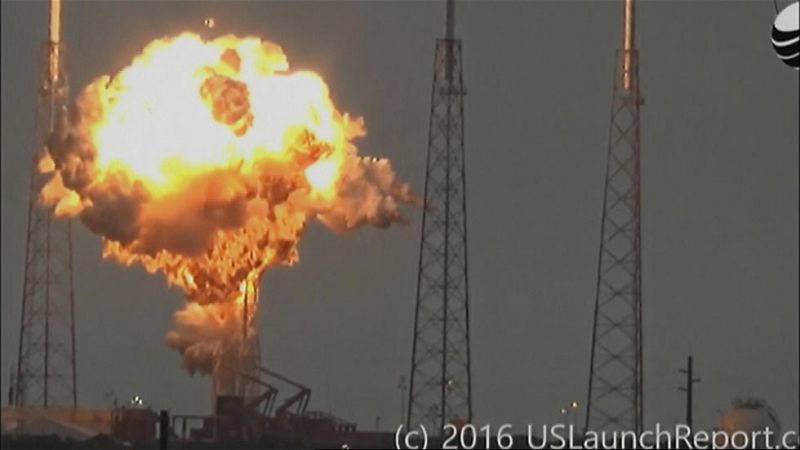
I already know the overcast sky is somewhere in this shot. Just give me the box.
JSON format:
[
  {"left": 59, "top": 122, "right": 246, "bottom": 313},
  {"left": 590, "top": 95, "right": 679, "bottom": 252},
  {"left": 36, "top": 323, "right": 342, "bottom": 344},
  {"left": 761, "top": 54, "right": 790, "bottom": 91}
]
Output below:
[{"left": 2, "top": 0, "right": 798, "bottom": 433}]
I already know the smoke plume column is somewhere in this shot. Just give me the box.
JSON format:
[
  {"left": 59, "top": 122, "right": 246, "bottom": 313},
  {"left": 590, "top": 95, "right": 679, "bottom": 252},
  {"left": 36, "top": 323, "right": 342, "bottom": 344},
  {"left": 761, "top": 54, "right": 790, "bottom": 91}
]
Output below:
[{"left": 38, "top": 33, "right": 417, "bottom": 387}]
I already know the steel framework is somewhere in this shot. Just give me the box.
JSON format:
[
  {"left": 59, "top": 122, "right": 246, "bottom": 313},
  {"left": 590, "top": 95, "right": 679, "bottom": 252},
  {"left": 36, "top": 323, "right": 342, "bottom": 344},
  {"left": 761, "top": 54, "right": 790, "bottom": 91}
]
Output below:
[
  {"left": 238, "top": 282, "right": 262, "bottom": 403},
  {"left": 212, "top": 280, "right": 262, "bottom": 404},
  {"left": 407, "top": 0, "right": 472, "bottom": 433},
  {"left": 14, "top": 0, "right": 77, "bottom": 408},
  {"left": 585, "top": 0, "right": 643, "bottom": 433}
]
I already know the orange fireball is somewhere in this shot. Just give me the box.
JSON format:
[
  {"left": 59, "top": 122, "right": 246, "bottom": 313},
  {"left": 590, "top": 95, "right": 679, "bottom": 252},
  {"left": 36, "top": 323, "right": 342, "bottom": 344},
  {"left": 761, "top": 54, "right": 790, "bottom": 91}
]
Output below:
[{"left": 41, "top": 33, "right": 416, "bottom": 374}]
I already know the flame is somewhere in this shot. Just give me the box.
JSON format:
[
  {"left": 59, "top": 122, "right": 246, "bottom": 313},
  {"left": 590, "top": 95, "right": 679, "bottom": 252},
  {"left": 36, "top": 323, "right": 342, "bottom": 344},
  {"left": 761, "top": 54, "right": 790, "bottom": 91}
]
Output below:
[
  {"left": 86, "top": 34, "right": 348, "bottom": 194},
  {"left": 42, "top": 33, "right": 416, "bottom": 375},
  {"left": 305, "top": 158, "right": 340, "bottom": 193}
]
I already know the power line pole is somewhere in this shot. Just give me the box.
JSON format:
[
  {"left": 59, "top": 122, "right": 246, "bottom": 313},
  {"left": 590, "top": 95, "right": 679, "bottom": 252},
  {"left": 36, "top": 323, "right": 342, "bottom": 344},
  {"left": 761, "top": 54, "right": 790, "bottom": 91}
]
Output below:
[
  {"left": 679, "top": 355, "right": 701, "bottom": 430},
  {"left": 407, "top": 0, "right": 472, "bottom": 433}
]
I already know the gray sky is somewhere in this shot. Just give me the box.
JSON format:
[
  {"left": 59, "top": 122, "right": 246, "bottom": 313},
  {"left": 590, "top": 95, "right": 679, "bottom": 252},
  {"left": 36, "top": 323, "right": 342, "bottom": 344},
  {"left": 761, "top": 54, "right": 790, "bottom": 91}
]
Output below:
[{"left": 2, "top": 0, "right": 798, "bottom": 433}]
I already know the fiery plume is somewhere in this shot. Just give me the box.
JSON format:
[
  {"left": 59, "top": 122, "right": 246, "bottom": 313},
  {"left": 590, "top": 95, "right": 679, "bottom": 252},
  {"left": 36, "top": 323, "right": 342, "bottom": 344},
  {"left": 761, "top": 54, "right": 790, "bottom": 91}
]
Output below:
[{"left": 40, "top": 33, "right": 416, "bottom": 375}]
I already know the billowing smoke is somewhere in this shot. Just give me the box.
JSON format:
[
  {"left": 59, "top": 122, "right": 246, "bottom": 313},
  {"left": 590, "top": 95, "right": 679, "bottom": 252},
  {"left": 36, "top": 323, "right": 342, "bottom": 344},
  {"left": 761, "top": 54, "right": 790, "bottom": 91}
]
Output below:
[{"left": 38, "top": 33, "right": 418, "bottom": 375}]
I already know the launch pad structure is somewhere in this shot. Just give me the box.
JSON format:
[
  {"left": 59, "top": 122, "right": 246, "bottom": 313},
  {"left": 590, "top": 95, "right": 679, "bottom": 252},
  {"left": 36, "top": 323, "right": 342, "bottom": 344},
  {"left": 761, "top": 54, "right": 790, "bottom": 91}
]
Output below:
[
  {"left": 187, "top": 280, "right": 358, "bottom": 442},
  {"left": 211, "top": 280, "right": 262, "bottom": 406}
]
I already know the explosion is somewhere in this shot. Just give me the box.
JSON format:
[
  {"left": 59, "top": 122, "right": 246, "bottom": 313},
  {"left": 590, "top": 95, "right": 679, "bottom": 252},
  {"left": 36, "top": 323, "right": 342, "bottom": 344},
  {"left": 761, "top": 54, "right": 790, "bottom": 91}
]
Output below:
[{"left": 40, "top": 33, "right": 416, "bottom": 378}]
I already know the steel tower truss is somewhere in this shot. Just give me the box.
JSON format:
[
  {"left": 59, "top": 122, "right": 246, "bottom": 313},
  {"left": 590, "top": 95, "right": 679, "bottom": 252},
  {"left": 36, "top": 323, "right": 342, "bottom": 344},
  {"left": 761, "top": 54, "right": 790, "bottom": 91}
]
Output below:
[
  {"left": 585, "top": 0, "right": 643, "bottom": 433},
  {"left": 407, "top": 0, "right": 472, "bottom": 433},
  {"left": 15, "top": 0, "right": 77, "bottom": 408}
]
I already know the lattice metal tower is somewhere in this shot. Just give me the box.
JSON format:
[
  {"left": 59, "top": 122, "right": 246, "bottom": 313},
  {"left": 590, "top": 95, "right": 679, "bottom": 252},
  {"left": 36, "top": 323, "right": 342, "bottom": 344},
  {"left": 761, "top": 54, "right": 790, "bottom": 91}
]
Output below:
[
  {"left": 14, "top": 0, "right": 77, "bottom": 408},
  {"left": 211, "top": 279, "right": 262, "bottom": 404},
  {"left": 407, "top": 0, "right": 471, "bottom": 432},
  {"left": 585, "top": 0, "right": 643, "bottom": 433}
]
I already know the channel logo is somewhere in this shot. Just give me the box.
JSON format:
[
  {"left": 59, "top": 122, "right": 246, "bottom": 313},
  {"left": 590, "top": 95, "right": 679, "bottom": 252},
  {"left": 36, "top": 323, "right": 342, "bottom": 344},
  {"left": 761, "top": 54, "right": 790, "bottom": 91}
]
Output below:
[{"left": 772, "top": 1, "right": 799, "bottom": 69}]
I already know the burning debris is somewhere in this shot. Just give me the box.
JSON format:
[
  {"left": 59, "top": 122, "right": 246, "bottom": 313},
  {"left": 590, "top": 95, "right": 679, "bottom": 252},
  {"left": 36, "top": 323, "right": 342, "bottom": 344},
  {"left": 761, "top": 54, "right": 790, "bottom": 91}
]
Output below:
[{"left": 38, "top": 33, "right": 417, "bottom": 378}]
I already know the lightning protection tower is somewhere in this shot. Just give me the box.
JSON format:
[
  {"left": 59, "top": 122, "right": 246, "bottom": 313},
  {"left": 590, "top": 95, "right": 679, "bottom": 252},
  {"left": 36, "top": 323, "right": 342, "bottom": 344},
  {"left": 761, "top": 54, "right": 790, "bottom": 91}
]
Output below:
[
  {"left": 585, "top": 0, "right": 644, "bottom": 433},
  {"left": 14, "top": 0, "right": 77, "bottom": 408},
  {"left": 407, "top": 0, "right": 472, "bottom": 433}
]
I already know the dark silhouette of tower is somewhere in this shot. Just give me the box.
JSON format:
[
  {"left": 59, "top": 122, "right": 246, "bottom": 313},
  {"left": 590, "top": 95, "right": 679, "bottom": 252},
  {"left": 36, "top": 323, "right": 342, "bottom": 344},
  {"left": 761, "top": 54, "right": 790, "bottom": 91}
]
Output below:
[
  {"left": 14, "top": 0, "right": 77, "bottom": 408},
  {"left": 407, "top": 0, "right": 471, "bottom": 433},
  {"left": 585, "top": 0, "right": 643, "bottom": 433},
  {"left": 679, "top": 355, "right": 701, "bottom": 430}
]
